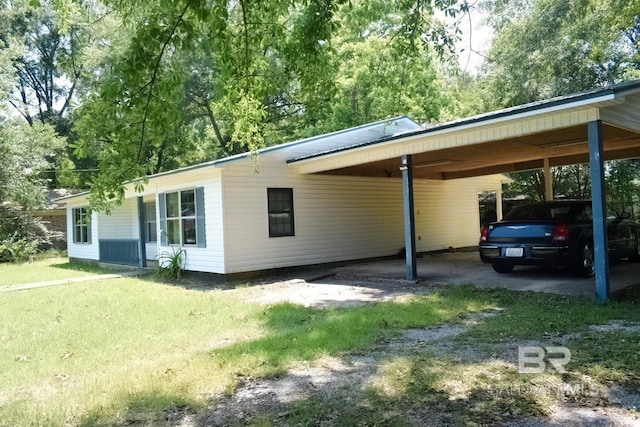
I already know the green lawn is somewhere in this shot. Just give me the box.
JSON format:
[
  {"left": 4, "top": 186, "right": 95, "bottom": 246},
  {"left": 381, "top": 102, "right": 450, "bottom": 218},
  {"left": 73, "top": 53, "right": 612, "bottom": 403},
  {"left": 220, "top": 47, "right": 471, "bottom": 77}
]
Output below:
[
  {"left": 0, "top": 257, "right": 115, "bottom": 287},
  {"left": 1, "top": 264, "right": 639, "bottom": 426}
]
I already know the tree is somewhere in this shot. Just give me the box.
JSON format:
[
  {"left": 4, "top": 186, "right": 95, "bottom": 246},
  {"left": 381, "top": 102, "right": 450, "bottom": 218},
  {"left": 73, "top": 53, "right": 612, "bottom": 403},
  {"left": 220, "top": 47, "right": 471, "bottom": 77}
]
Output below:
[
  {"left": 606, "top": 160, "right": 640, "bottom": 216},
  {"left": 0, "top": 0, "right": 126, "bottom": 188},
  {"left": 480, "top": 0, "right": 640, "bottom": 108},
  {"left": 68, "top": 0, "right": 468, "bottom": 211},
  {"left": 469, "top": 0, "right": 640, "bottom": 205},
  {"left": 0, "top": 119, "right": 66, "bottom": 210}
]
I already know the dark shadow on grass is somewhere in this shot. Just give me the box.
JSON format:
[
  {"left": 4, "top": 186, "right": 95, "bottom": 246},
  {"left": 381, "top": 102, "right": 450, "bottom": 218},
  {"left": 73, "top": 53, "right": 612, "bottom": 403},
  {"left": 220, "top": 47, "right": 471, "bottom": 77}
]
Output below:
[
  {"left": 196, "top": 349, "right": 549, "bottom": 426},
  {"left": 78, "top": 390, "right": 201, "bottom": 427}
]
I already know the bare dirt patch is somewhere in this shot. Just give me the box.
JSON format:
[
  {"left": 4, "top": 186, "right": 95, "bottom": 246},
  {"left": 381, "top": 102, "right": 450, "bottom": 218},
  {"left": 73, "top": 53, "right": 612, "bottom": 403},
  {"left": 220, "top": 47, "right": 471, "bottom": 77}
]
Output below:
[{"left": 188, "top": 277, "right": 640, "bottom": 426}]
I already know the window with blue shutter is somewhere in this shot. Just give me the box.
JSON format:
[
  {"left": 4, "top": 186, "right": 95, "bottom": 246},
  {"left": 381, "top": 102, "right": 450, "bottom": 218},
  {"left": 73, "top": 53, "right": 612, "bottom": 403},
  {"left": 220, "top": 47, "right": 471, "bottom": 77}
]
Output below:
[{"left": 159, "top": 187, "right": 206, "bottom": 247}]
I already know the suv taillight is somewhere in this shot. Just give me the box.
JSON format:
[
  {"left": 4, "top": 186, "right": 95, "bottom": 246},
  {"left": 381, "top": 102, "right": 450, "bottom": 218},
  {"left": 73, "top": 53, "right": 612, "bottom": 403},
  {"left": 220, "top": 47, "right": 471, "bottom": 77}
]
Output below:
[
  {"left": 552, "top": 223, "right": 570, "bottom": 242},
  {"left": 480, "top": 224, "right": 489, "bottom": 242}
]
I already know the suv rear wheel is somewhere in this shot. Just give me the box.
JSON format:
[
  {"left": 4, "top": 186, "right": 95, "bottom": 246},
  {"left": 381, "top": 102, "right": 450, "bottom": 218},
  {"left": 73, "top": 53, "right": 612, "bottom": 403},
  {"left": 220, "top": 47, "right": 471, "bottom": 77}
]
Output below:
[{"left": 575, "top": 242, "right": 595, "bottom": 277}]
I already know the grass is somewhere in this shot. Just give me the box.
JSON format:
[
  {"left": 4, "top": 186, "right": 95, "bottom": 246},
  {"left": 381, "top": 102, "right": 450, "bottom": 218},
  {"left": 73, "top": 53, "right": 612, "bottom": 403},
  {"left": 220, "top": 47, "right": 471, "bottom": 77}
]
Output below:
[
  {"left": 0, "top": 257, "right": 116, "bottom": 287},
  {"left": 265, "top": 288, "right": 640, "bottom": 426},
  {"left": 1, "top": 261, "right": 639, "bottom": 426}
]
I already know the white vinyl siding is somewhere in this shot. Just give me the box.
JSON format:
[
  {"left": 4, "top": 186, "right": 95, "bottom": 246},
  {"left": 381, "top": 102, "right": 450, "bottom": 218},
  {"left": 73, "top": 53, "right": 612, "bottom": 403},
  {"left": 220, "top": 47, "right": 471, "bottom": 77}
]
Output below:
[
  {"left": 152, "top": 172, "right": 225, "bottom": 273},
  {"left": 221, "top": 154, "right": 504, "bottom": 273},
  {"left": 98, "top": 198, "right": 138, "bottom": 240},
  {"left": 62, "top": 128, "right": 503, "bottom": 274},
  {"left": 413, "top": 176, "right": 503, "bottom": 252}
]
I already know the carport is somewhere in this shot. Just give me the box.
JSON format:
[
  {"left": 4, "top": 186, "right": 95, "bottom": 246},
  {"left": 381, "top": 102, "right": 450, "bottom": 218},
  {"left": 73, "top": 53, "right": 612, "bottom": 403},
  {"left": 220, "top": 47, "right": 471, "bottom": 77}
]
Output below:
[{"left": 288, "top": 80, "right": 640, "bottom": 301}]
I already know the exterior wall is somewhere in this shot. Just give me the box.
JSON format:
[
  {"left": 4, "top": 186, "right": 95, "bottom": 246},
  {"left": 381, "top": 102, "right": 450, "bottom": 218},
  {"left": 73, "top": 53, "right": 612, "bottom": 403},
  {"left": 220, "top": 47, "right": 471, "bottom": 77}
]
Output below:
[
  {"left": 98, "top": 198, "right": 138, "bottom": 240},
  {"left": 66, "top": 202, "right": 99, "bottom": 261},
  {"left": 96, "top": 198, "right": 140, "bottom": 266},
  {"left": 152, "top": 169, "right": 225, "bottom": 273},
  {"left": 62, "top": 152, "right": 502, "bottom": 274},
  {"left": 145, "top": 242, "right": 158, "bottom": 262},
  {"left": 220, "top": 153, "right": 504, "bottom": 273},
  {"left": 223, "top": 158, "right": 403, "bottom": 273},
  {"left": 413, "top": 175, "right": 502, "bottom": 252}
]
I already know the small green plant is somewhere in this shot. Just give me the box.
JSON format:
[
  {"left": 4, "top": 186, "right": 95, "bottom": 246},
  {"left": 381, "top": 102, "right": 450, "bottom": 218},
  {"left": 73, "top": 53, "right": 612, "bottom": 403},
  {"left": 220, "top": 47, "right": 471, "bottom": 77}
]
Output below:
[{"left": 158, "top": 247, "right": 186, "bottom": 280}]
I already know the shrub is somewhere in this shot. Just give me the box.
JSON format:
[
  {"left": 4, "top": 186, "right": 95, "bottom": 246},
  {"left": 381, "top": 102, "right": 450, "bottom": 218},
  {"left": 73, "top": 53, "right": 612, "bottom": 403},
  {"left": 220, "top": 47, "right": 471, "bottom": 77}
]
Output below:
[
  {"left": 0, "top": 234, "right": 39, "bottom": 263},
  {"left": 0, "top": 202, "right": 51, "bottom": 263},
  {"left": 158, "top": 247, "right": 186, "bottom": 281}
]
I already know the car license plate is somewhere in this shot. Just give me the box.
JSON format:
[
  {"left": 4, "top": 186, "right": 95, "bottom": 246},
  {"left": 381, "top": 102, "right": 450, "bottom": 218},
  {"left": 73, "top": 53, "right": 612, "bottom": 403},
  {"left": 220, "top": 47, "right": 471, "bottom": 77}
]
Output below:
[{"left": 505, "top": 247, "right": 523, "bottom": 257}]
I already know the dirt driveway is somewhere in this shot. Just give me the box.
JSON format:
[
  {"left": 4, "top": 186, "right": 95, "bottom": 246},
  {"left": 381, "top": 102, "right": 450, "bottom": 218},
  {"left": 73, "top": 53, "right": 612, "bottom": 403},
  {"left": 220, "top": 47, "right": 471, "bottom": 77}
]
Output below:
[{"left": 197, "top": 261, "right": 640, "bottom": 427}]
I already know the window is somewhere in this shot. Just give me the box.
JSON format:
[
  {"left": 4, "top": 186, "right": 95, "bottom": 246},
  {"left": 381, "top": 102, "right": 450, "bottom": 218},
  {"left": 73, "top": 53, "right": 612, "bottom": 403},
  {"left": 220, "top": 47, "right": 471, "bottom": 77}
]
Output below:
[
  {"left": 268, "top": 188, "right": 295, "bottom": 237},
  {"left": 159, "top": 188, "right": 205, "bottom": 247},
  {"left": 165, "top": 190, "right": 196, "bottom": 245},
  {"left": 73, "top": 207, "right": 91, "bottom": 244},
  {"left": 145, "top": 202, "right": 157, "bottom": 242}
]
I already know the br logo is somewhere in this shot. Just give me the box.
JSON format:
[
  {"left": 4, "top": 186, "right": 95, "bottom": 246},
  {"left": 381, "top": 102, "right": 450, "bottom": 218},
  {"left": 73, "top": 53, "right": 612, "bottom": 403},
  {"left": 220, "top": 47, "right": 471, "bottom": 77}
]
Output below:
[{"left": 518, "top": 346, "right": 571, "bottom": 374}]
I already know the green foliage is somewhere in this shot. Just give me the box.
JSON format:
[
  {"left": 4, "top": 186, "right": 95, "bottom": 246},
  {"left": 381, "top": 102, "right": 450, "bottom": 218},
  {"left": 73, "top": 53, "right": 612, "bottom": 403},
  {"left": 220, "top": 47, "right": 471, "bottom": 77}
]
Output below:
[
  {"left": 328, "top": 36, "right": 447, "bottom": 129},
  {"left": 0, "top": 120, "right": 66, "bottom": 210},
  {"left": 469, "top": 0, "right": 640, "bottom": 203},
  {"left": 158, "top": 247, "right": 186, "bottom": 281},
  {"left": 606, "top": 160, "right": 640, "bottom": 216},
  {"left": 503, "top": 164, "right": 593, "bottom": 202},
  {"left": 0, "top": 235, "right": 38, "bottom": 263},
  {"left": 66, "top": 0, "right": 464, "bottom": 210},
  {"left": 0, "top": 203, "right": 52, "bottom": 262},
  {"left": 0, "top": 0, "right": 125, "bottom": 189},
  {"left": 482, "top": 0, "right": 640, "bottom": 107}
]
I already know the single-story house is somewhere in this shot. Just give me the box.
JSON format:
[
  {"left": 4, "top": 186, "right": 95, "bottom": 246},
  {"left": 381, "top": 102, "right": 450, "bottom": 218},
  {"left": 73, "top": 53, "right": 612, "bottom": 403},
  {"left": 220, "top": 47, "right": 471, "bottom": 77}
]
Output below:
[
  {"left": 61, "top": 115, "right": 506, "bottom": 274},
  {"left": 61, "top": 80, "right": 640, "bottom": 300}
]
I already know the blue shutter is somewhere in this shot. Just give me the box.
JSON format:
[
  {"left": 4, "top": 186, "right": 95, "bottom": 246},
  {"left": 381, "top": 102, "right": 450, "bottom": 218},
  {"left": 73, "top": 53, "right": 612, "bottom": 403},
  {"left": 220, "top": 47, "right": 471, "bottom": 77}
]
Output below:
[
  {"left": 195, "top": 186, "right": 206, "bottom": 248},
  {"left": 72, "top": 208, "right": 78, "bottom": 243},
  {"left": 87, "top": 210, "right": 92, "bottom": 244},
  {"left": 159, "top": 193, "right": 167, "bottom": 246}
]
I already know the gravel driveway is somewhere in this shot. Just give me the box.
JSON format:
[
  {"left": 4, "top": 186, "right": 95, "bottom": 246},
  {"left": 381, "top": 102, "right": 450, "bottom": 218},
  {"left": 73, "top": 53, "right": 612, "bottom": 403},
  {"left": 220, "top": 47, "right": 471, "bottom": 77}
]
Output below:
[{"left": 177, "top": 274, "right": 640, "bottom": 427}]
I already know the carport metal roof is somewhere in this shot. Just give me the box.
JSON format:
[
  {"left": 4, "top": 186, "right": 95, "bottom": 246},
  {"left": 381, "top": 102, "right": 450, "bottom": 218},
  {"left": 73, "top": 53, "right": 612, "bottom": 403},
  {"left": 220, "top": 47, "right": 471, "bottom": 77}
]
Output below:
[{"left": 288, "top": 80, "right": 640, "bottom": 300}]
